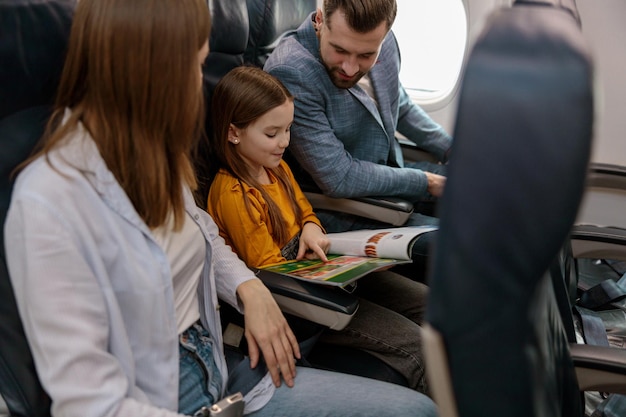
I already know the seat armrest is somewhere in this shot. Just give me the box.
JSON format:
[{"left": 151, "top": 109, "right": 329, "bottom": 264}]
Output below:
[
  {"left": 570, "top": 343, "right": 626, "bottom": 394},
  {"left": 570, "top": 224, "right": 626, "bottom": 261},
  {"left": 586, "top": 163, "right": 626, "bottom": 189},
  {"left": 397, "top": 136, "right": 439, "bottom": 164},
  {"left": 304, "top": 192, "right": 413, "bottom": 226},
  {"left": 577, "top": 163, "right": 626, "bottom": 230},
  {"left": 255, "top": 269, "right": 359, "bottom": 330},
  {"left": 0, "top": 395, "right": 8, "bottom": 417},
  {"left": 422, "top": 323, "right": 460, "bottom": 417}
]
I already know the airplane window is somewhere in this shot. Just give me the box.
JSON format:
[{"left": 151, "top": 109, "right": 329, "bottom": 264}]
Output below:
[{"left": 392, "top": 0, "right": 467, "bottom": 102}]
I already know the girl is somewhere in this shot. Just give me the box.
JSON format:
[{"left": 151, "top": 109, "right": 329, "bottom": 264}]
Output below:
[
  {"left": 208, "top": 66, "right": 433, "bottom": 394},
  {"left": 3, "top": 1, "right": 435, "bottom": 416}
]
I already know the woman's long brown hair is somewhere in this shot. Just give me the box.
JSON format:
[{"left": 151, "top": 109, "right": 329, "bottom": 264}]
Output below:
[
  {"left": 23, "top": 0, "right": 211, "bottom": 230},
  {"left": 210, "top": 66, "right": 303, "bottom": 247}
]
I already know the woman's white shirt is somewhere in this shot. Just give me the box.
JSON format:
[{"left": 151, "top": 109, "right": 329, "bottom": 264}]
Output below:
[
  {"left": 152, "top": 212, "right": 204, "bottom": 334},
  {"left": 3, "top": 121, "right": 274, "bottom": 417}
]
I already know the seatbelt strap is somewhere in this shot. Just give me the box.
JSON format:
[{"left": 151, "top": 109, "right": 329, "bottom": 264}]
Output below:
[
  {"left": 225, "top": 327, "right": 324, "bottom": 396},
  {"left": 591, "top": 393, "right": 626, "bottom": 417},
  {"left": 574, "top": 306, "right": 610, "bottom": 347},
  {"left": 225, "top": 354, "right": 268, "bottom": 396},
  {"left": 578, "top": 274, "right": 626, "bottom": 310}
]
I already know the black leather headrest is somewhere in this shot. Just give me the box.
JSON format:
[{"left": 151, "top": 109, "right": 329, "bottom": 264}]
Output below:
[
  {"left": 245, "top": 0, "right": 316, "bottom": 67},
  {"left": 0, "top": 0, "right": 75, "bottom": 120},
  {"left": 204, "top": 0, "right": 249, "bottom": 93},
  {"left": 208, "top": 0, "right": 249, "bottom": 55}
]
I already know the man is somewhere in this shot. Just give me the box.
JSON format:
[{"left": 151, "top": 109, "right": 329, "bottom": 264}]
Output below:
[{"left": 264, "top": 0, "right": 452, "bottom": 278}]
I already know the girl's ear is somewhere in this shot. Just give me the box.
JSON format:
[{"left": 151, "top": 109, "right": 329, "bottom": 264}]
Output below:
[{"left": 228, "top": 124, "right": 240, "bottom": 144}]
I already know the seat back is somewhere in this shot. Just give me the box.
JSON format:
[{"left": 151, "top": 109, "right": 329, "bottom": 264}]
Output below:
[
  {"left": 197, "top": 0, "right": 318, "bottom": 205},
  {"left": 196, "top": 0, "right": 250, "bottom": 205},
  {"left": 0, "top": 1, "right": 75, "bottom": 415},
  {"left": 204, "top": 0, "right": 250, "bottom": 95},
  {"left": 245, "top": 0, "right": 317, "bottom": 68},
  {"left": 424, "top": 0, "right": 594, "bottom": 415}
]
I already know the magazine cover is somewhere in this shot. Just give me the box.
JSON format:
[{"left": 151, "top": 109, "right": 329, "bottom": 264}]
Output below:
[{"left": 327, "top": 225, "right": 438, "bottom": 260}]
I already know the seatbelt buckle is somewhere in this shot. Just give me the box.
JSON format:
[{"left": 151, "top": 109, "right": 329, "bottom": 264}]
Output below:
[{"left": 194, "top": 392, "right": 245, "bottom": 417}]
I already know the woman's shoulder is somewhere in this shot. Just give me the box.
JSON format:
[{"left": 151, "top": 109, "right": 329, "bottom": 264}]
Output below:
[
  {"left": 11, "top": 156, "right": 56, "bottom": 200},
  {"left": 13, "top": 146, "right": 84, "bottom": 203}
]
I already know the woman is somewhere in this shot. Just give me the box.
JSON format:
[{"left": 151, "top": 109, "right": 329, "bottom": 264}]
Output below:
[
  {"left": 207, "top": 66, "right": 432, "bottom": 394},
  {"left": 3, "top": 0, "right": 437, "bottom": 416}
]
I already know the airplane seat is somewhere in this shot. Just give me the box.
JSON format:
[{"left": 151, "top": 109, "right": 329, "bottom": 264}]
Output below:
[
  {"left": 195, "top": 0, "right": 251, "bottom": 203},
  {"left": 422, "top": 0, "right": 604, "bottom": 415},
  {"left": 197, "top": 0, "right": 409, "bottom": 387},
  {"left": 545, "top": 241, "right": 626, "bottom": 417},
  {"left": 245, "top": 0, "right": 317, "bottom": 68},
  {"left": 204, "top": 0, "right": 249, "bottom": 96},
  {"left": 0, "top": 1, "right": 75, "bottom": 416}
]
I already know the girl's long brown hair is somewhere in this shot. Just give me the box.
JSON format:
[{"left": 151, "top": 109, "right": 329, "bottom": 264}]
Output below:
[
  {"left": 25, "top": 0, "right": 210, "bottom": 230},
  {"left": 210, "top": 66, "right": 303, "bottom": 247}
]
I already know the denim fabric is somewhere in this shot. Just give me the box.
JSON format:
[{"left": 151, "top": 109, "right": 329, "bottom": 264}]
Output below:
[
  {"left": 247, "top": 367, "right": 437, "bottom": 417},
  {"left": 280, "top": 233, "right": 300, "bottom": 260},
  {"left": 318, "top": 270, "right": 430, "bottom": 393},
  {"left": 178, "top": 323, "right": 223, "bottom": 415}
]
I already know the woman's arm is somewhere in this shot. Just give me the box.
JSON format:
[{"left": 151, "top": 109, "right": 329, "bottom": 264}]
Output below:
[{"left": 236, "top": 279, "right": 300, "bottom": 388}]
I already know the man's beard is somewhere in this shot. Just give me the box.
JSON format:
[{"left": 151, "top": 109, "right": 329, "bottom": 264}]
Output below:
[{"left": 325, "top": 64, "right": 365, "bottom": 89}]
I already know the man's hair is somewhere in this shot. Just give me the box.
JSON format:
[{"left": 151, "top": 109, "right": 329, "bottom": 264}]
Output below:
[
  {"left": 210, "top": 66, "right": 303, "bottom": 248},
  {"left": 32, "top": 0, "right": 211, "bottom": 230},
  {"left": 323, "top": 0, "right": 397, "bottom": 32}
]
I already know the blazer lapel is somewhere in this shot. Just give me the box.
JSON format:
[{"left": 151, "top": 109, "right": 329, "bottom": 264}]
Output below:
[
  {"left": 347, "top": 84, "right": 385, "bottom": 129},
  {"left": 368, "top": 64, "right": 396, "bottom": 140}
]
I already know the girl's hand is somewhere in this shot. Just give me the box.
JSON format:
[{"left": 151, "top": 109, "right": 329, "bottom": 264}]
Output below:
[
  {"left": 296, "top": 222, "right": 329, "bottom": 261},
  {"left": 236, "top": 279, "right": 300, "bottom": 387}
]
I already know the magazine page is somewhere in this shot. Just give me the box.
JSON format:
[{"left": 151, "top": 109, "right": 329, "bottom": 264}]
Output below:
[
  {"left": 327, "top": 226, "right": 438, "bottom": 260},
  {"left": 261, "top": 255, "right": 410, "bottom": 287}
]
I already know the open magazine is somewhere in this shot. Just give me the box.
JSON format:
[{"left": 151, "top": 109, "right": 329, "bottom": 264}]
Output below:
[{"left": 260, "top": 226, "right": 437, "bottom": 287}]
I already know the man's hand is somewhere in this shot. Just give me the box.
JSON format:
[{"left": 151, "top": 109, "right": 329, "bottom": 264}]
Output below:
[
  {"left": 425, "top": 172, "right": 446, "bottom": 197},
  {"left": 236, "top": 279, "right": 300, "bottom": 387}
]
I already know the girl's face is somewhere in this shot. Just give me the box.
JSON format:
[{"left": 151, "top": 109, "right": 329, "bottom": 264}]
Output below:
[{"left": 229, "top": 99, "right": 294, "bottom": 177}]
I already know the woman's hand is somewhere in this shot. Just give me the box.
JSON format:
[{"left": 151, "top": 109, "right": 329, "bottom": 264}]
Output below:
[
  {"left": 296, "top": 222, "right": 329, "bottom": 261},
  {"left": 236, "top": 279, "right": 300, "bottom": 387}
]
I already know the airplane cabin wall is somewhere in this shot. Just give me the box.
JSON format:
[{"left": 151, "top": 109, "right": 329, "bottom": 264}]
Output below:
[
  {"left": 577, "top": 0, "right": 626, "bottom": 166},
  {"left": 434, "top": 0, "right": 626, "bottom": 167},
  {"left": 426, "top": 0, "right": 510, "bottom": 134}
]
